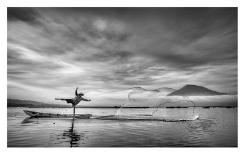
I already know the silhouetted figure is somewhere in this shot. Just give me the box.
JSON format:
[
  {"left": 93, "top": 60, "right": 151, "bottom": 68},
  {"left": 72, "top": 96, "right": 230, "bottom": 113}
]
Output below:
[{"left": 55, "top": 87, "right": 91, "bottom": 119}]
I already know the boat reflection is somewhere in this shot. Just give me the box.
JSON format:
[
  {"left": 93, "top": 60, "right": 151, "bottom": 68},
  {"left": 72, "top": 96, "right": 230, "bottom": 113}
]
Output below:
[{"left": 21, "top": 117, "right": 39, "bottom": 124}]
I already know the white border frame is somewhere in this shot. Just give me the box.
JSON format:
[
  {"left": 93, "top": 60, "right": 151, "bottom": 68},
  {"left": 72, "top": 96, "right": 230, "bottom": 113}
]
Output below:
[{"left": 1, "top": 0, "right": 243, "bottom": 155}]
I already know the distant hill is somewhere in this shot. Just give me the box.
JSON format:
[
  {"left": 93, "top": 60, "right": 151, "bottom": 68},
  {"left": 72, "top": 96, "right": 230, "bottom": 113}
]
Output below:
[
  {"left": 167, "top": 84, "right": 226, "bottom": 96},
  {"left": 130, "top": 86, "right": 175, "bottom": 96},
  {"left": 7, "top": 99, "right": 71, "bottom": 108},
  {"left": 154, "top": 87, "right": 176, "bottom": 95},
  {"left": 155, "top": 87, "right": 175, "bottom": 92}
]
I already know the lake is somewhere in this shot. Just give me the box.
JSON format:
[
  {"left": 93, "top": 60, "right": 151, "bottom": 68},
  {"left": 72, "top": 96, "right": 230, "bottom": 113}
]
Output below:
[{"left": 7, "top": 107, "right": 237, "bottom": 147}]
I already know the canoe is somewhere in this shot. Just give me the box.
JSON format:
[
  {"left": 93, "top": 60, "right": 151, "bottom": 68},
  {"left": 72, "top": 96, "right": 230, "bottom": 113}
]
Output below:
[
  {"left": 23, "top": 110, "right": 92, "bottom": 119},
  {"left": 23, "top": 110, "right": 199, "bottom": 121},
  {"left": 93, "top": 115, "right": 199, "bottom": 121}
]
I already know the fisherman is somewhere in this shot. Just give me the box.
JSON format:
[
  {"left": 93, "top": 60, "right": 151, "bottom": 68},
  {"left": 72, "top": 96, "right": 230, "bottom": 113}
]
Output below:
[
  {"left": 55, "top": 87, "right": 91, "bottom": 107},
  {"left": 55, "top": 87, "right": 91, "bottom": 119}
]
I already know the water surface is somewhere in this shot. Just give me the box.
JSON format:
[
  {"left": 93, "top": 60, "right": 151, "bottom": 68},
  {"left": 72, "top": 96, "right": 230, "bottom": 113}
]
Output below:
[{"left": 8, "top": 107, "right": 237, "bottom": 147}]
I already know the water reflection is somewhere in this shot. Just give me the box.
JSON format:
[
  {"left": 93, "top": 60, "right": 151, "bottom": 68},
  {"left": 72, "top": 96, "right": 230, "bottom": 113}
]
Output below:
[
  {"left": 62, "top": 118, "right": 82, "bottom": 147},
  {"left": 21, "top": 117, "right": 84, "bottom": 147},
  {"left": 53, "top": 118, "right": 85, "bottom": 147},
  {"left": 21, "top": 117, "right": 39, "bottom": 124}
]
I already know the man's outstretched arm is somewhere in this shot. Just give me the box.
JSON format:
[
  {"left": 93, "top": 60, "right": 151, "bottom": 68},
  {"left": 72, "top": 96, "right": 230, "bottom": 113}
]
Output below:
[
  {"left": 75, "top": 87, "right": 78, "bottom": 96},
  {"left": 81, "top": 97, "right": 91, "bottom": 101},
  {"left": 55, "top": 98, "right": 74, "bottom": 104}
]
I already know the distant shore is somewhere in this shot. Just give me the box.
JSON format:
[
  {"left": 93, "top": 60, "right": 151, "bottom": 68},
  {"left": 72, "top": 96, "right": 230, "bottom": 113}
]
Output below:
[
  {"left": 7, "top": 105, "right": 237, "bottom": 108},
  {"left": 7, "top": 99, "right": 237, "bottom": 108}
]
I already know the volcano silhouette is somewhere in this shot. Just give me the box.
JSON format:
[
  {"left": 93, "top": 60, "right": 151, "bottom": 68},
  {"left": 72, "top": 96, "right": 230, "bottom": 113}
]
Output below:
[{"left": 167, "top": 84, "right": 226, "bottom": 96}]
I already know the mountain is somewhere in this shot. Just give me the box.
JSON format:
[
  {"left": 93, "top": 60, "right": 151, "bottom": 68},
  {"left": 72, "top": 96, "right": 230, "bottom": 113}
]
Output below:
[
  {"left": 167, "top": 84, "right": 226, "bottom": 96},
  {"left": 7, "top": 99, "right": 71, "bottom": 108}
]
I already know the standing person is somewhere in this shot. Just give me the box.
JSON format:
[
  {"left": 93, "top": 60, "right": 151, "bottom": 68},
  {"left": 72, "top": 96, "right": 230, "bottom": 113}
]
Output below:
[{"left": 55, "top": 87, "right": 91, "bottom": 119}]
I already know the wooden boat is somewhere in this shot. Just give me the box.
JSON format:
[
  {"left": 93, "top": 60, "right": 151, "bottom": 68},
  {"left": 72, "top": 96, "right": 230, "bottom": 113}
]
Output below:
[
  {"left": 23, "top": 110, "right": 199, "bottom": 121},
  {"left": 23, "top": 110, "right": 92, "bottom": 119},
  {"left": 93, "top": 114, "right": 199, "bottom": 121}
]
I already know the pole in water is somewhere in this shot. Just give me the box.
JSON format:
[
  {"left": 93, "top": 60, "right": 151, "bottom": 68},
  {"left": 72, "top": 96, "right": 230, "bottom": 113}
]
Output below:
[{"left": 73, "top": 105, "right": 76, "bottom": 120}]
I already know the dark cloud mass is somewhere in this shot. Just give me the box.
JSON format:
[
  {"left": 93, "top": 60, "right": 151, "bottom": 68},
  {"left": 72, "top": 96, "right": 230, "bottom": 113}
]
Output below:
[
  {"left": 8, "top": 8, "right": 40, "bottom": 24},
  {"left": 7, "top": 7, "right": 237, "bottom": 103}
]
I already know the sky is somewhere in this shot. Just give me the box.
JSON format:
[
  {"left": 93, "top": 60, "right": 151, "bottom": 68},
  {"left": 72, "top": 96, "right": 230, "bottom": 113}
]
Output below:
[{"left": 7, "top": 8, "right": 237, "bottom": 105}]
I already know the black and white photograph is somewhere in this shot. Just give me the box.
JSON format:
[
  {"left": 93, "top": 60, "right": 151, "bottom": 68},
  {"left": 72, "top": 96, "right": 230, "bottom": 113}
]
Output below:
[{"left": 7, "top": 7, "right": 237, "bottom": 147}]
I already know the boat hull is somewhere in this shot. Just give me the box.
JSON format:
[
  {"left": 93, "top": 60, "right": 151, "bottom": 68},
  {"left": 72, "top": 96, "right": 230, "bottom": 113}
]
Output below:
[{"left": 23, "top": 110, "right": 92, "bottom": 119}]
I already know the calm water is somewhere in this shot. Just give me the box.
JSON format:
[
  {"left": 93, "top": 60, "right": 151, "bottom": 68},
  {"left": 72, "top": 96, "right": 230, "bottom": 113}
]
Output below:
[{"left": 8, "top": 107, "right": 237, "bottom": 147}]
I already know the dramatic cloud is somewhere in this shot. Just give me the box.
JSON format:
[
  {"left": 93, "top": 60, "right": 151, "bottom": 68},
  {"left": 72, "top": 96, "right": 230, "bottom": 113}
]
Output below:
[{"left": 7, "top": 8, "right": 237, "bottom": 104}]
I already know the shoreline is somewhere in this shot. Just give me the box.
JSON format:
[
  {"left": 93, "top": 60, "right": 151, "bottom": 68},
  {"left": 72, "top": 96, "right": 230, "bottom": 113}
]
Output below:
[{"left": 7, "top": 106, "right": 237, "bottom": 108}]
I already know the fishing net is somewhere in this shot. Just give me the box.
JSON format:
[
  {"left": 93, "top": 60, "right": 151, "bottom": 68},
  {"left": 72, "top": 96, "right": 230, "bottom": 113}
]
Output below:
[{"left": 114, "top": 87, "right": 198, "bottom": 121}]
